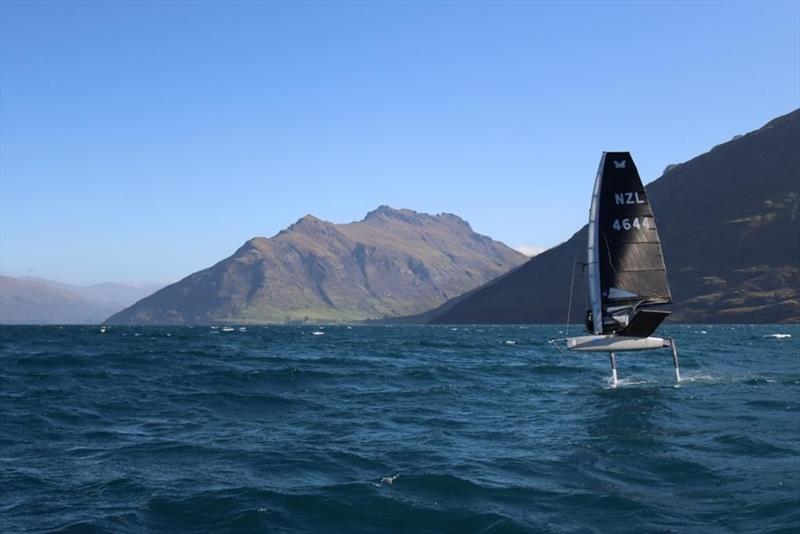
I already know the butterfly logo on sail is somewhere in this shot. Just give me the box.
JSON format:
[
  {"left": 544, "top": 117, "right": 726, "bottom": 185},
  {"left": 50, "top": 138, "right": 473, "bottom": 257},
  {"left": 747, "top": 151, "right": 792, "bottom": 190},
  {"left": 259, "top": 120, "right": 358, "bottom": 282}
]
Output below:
[{"left": 613, "top": 160, "right": 626, "bottom": 169}]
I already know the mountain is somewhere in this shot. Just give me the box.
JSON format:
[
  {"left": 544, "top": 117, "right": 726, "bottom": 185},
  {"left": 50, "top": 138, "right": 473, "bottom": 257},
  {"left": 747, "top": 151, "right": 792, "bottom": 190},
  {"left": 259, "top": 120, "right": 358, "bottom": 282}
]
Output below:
[
  {"left": 106, "top": 207, "right": 527, "bottom": 324},
  {"left": 427, "top": 109, "right": 800, "bottom": 324},
  {"left": 18, "top": 278, "right": 162, "bottom": 309},
  {"left": 0, "top": 276, "right": 116, "bottom": 324},
  {"left": 0, "top": 277, "right": 162, "bottom": 324}
]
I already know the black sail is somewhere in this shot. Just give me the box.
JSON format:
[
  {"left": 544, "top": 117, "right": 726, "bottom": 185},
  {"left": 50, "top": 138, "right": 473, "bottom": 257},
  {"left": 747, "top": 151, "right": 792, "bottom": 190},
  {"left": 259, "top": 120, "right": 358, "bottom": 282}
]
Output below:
[{"left": 586, "top": 152, "right": 671, "bottom": 334}]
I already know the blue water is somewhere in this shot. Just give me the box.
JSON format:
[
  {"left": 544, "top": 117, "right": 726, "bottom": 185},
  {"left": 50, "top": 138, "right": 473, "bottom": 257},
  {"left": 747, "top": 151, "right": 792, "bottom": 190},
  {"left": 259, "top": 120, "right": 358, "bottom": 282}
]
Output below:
[{"left": 1, "top": 325, "right": 798, "bottom": 533}]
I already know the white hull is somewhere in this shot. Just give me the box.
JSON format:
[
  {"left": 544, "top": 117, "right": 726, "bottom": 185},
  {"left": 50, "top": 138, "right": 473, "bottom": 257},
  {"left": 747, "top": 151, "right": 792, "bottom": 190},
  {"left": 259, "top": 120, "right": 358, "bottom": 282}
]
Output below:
[{"left": 566, "top": 334, "right": 669, "bottom": 352}]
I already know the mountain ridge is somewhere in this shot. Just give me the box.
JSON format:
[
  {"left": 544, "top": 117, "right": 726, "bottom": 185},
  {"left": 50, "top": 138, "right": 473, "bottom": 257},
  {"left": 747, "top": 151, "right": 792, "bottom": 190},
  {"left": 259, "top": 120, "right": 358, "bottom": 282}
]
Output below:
[
  {"left": 0, "top": 276, "right": 160, "bottom": 324},
  {"left": 425, "top": 108, "right": 800, "bottom": 324},
  {"left": 106, "top": 207, "right": 527, "bottom": 324}
]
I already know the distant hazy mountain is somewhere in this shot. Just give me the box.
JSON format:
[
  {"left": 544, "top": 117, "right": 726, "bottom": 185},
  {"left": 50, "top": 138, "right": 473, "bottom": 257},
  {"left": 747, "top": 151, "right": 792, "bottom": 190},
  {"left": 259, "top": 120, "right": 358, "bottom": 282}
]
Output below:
[
  {"left": 1, "top": 276, "right": 114, "bottom": 324},
  {"left": 427, "top": 109, "right": 800, "bottom": 324},
  {"left": 0, "top": 277, "right": 162, "bottom": 324},
  {"left": 106, "top": 207, "right": 527, "bottom": 324},
  {"left": 18, "top": 278, "right": 163, "bottom": 308}
]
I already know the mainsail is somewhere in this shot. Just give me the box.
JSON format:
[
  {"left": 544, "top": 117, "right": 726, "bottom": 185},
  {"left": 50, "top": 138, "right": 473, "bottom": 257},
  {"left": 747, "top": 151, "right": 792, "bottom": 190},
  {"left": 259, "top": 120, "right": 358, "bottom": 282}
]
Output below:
[{"left": 586, "top": 152, "right": 671, "bottom": 335}]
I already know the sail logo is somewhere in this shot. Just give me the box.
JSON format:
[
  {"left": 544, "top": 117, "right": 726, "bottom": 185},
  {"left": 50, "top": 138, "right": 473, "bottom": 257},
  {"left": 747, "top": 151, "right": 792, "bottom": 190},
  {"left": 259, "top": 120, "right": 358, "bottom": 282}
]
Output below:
[
  {"left": 614, "top": 192, "right": 645, "bottom": 205},
  {"left": 613, "top": 160, "right": 626, "bottom": 169}
]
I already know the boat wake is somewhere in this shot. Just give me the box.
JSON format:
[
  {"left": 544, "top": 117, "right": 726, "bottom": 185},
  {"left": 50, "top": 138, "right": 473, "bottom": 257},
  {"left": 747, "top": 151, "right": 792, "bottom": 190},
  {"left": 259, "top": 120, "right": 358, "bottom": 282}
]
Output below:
[
  {"left": 605, "top": 377, "right": 654, "bottom": 388},
  {"left": 676, "top": 373, "right": 717, "bottom": 384}
]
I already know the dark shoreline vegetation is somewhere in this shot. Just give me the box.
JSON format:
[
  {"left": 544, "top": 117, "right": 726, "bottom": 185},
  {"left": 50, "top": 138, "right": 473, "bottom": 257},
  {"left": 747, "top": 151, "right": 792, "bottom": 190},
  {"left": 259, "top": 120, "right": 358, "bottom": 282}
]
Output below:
[{"left": 0, "top": 320, "right": 798, "bottom": 328}]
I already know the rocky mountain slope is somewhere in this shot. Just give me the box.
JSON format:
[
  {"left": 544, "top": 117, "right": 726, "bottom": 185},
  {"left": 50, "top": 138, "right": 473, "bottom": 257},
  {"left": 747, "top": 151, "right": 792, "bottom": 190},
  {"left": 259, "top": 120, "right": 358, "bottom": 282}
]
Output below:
[
  {"left": 426, "top": 109, "right": 800, "bottom": 324},
  {"left": 106, "top": 207, "right": 526, "bottom": 324}
]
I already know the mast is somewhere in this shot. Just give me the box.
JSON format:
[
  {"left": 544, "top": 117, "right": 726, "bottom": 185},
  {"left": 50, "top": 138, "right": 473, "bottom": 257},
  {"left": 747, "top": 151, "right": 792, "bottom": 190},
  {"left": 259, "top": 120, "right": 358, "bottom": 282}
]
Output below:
[{"left": 586, "top": 153, "right": 606, "bottom": 335}]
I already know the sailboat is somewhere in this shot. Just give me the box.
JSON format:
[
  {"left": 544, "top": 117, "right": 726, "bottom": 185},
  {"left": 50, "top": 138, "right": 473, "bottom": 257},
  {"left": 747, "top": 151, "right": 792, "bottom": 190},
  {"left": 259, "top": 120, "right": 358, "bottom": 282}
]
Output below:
[{"left": 564, "top": 152, "right": 681, "bottom": 387}]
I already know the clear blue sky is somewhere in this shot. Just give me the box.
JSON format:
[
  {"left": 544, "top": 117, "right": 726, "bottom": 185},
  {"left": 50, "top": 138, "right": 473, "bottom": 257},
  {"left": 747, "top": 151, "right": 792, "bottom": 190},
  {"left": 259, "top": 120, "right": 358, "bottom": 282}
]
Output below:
[{"left": 1, "top": 0, "right": 798, "bottom": 285}]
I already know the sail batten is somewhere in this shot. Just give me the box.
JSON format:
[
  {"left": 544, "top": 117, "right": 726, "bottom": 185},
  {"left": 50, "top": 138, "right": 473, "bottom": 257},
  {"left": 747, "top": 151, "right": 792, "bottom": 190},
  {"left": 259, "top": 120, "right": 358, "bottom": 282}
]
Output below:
[{"left": 585, "top": 151, "right": 671, "bottom": 335}]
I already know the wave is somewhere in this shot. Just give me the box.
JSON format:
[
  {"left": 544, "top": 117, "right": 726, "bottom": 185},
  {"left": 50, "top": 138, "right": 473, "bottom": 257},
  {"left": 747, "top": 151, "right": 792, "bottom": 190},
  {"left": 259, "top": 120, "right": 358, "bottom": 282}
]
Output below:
[{"left": 3, "top": 325, "right": 799, "bottom": 533}]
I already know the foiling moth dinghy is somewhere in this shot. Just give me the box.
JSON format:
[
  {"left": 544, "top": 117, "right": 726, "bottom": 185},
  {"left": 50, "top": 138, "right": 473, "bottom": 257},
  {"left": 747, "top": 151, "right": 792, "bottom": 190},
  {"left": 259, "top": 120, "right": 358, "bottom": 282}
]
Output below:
[{"left": 564, "top": 151, "right": 680, "bottom": 387}]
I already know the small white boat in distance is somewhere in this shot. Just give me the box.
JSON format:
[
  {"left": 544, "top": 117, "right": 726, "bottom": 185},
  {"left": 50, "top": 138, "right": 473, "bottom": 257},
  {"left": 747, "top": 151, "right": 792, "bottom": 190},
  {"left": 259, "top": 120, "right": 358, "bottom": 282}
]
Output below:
[{"left": 562, "top": 152, "right": 681, "bottom": 387}]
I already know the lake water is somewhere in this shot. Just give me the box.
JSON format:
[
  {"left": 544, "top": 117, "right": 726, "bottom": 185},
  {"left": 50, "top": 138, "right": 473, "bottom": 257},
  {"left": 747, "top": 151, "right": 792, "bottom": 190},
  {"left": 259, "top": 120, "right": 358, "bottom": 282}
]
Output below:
[{"left": 2, "top": 325, "right": 798, "bottom": 532}]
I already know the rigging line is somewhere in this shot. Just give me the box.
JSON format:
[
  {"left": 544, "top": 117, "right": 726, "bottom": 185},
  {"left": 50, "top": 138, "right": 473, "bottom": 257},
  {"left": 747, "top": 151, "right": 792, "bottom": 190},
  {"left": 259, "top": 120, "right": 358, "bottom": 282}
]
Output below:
[
  {"left": 603, "top": 234, "right": 623, "bottom": 287},
  {"left": 565, "top": 257, "right": 577, "bottom": 338}
]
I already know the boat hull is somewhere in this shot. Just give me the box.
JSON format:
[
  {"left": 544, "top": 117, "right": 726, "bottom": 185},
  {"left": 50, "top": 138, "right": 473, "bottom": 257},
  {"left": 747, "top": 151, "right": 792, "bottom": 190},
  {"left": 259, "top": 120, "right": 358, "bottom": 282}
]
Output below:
[{"left": 566, "top": 334, "right": 669, "bottom": 352}]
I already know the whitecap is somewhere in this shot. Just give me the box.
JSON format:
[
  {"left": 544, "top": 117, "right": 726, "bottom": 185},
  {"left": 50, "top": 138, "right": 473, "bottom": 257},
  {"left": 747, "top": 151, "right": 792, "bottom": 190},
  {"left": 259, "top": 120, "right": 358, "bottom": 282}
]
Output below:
[
  {"left": 765, "top": 333, "right": 792, "bottom": 339},
  {"left": 611, "top": 378, "right": 652, "bottom": 387},
  {"left": 504, "top": 340, "right": 516, "bottom": 345},
  {"left": 380, "top": 473, "right": 399, "bottom": 485},
  {"left": 679, "top": 374, "right": 716, "bottom": 383},
  {"left": 312, "top": 331, "right": 325, "bottom": 336}
]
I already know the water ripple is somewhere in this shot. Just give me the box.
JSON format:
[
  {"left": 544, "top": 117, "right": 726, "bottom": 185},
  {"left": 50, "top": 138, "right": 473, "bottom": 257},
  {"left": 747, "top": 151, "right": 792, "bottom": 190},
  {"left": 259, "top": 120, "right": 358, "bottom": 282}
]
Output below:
[{"left": 1, "top": 324, "right": 798, "bottom": 532}]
